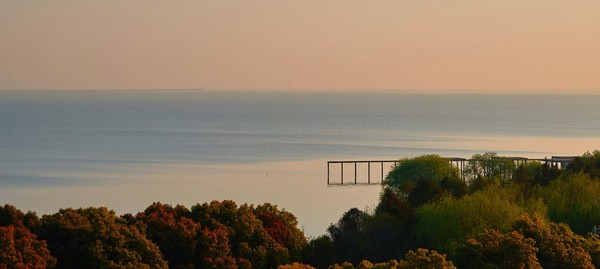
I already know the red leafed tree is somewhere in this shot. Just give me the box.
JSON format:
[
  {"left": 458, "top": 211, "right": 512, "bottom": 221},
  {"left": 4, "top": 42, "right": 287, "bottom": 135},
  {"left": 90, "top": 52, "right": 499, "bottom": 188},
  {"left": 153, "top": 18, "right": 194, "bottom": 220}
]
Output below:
[
  {"left": 198, "top": 225, "right": 252, "bottom": 268},
  {"left": 0, "top": 225, "right": 57, "bottom": 269},
  {"left": 0, "top": 204, "right": 56, "bottom": 269},
  {"left": 256, "top": 211, "right": 289, "bottom": 246},
  {"left": 136, "top": 202, "right": 200, "bottom": 269},
  {"left": 253, "top": 203, "right": 307, "bottom": 261},
  {"left": 191, "top": 200, "right": 291, "bottom": 268}
]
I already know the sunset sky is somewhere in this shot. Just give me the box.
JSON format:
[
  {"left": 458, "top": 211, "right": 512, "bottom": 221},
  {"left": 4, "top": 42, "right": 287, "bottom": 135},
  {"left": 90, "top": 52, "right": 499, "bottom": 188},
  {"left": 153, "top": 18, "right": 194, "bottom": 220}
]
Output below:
[{"left": 1, "top": 1, "right": 599, "bottom": 91}]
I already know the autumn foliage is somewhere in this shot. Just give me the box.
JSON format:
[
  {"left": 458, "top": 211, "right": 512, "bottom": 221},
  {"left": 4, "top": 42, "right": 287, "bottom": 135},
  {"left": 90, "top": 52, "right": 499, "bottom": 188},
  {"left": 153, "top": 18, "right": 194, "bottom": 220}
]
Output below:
[{"left": 0, "top": 201, "right": 307, "bottom": 269}]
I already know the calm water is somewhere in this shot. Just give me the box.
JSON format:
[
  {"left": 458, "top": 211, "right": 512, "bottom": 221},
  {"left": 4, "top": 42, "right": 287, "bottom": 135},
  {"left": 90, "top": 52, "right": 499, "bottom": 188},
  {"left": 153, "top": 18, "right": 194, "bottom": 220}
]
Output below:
[{"left": 1, "top": 90, "right": 599, "bottom": 236}]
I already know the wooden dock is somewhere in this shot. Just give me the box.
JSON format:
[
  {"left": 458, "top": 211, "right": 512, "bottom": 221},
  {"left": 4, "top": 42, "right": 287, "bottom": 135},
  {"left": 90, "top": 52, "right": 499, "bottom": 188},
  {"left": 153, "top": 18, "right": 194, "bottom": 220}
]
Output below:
[{"left": 327, "top": 156, "right": 576, "bottom": 186}]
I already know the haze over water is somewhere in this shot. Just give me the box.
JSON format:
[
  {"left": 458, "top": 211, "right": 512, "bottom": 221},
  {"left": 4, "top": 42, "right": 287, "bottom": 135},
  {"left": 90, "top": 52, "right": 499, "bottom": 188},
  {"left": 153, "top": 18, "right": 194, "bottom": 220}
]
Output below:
[{"left": 1, "top": 90, "right": 599, "bottom": 236}]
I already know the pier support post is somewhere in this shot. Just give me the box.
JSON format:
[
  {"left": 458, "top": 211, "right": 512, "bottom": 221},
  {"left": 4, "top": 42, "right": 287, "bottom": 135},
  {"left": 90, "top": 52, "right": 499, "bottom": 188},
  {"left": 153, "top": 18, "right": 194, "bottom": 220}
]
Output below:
[
  {"left": 368, "top": 162, "right": 371, "bottom": 184},
  {"left": 381, "top": 162, "right": 384, "bottom": 183},
  {"left": 354, "top": 162, "right": 357, "bottom": 184},
  {"left": 327, "top": 162, "right": 330, "bottom": 185},
  {"left": 341, "top": 162, "right": 344, "bottom": 185}
]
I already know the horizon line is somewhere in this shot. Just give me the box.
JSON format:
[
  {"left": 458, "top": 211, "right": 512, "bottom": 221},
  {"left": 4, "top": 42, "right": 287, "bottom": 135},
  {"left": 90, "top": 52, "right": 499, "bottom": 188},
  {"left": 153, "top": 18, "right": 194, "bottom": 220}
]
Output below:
[{"left": 1, "top": 88, "right": 600, "bottom": 95}]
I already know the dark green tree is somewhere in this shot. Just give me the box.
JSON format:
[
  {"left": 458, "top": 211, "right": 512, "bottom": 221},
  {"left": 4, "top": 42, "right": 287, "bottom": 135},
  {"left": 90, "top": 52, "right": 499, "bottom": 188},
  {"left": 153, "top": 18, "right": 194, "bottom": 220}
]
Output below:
[
  {"left": 304, "top": 235, "right": 337, "bottom": 269},
  {"left": 439, "top": 176, "right": 468, "bottom": 198},
  {"left": 375, "top": 188, "right": 413, "bottom": 227},
  {"left": 533, "top": 162, "right": 562, "bottom": 186},
  {"left": 327, "top": 208, "right": 369, "bottom": 264},
  {"left": 566, "top": 150, "right": 600, "bottom": 179},
  {"left": 408, "top": 178, "right": 444, "bottom": 207},
  {"left": 361, "top": 213, "right": 407, "bottom": 262}
]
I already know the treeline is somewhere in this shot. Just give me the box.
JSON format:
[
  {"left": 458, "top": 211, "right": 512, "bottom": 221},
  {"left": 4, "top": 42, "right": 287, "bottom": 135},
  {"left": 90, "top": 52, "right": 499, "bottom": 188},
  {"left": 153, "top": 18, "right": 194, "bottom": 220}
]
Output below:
[
  {"left": 306, "top": 151, "right": 600, "bottom": 268},
  {"left": 0, "top": 201, "right": 305, "bottom": 269},
  {"left": 2, "top": 151, "right": 600, "bottom": 268}
]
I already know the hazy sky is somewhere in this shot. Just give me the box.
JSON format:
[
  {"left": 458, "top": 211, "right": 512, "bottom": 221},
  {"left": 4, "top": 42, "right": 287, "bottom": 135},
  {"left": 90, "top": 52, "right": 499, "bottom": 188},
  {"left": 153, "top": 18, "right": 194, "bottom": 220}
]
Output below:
[{"left": 2, "top": 1, "right": 600, "bottom": 91}]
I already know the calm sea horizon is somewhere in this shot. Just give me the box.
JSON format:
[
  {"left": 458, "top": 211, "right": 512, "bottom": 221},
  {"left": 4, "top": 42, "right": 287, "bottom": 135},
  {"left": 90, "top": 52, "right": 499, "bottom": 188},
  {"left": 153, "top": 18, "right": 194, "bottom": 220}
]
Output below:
[{"left": 1, "top": 90, "right": 599, "bottom": 236}]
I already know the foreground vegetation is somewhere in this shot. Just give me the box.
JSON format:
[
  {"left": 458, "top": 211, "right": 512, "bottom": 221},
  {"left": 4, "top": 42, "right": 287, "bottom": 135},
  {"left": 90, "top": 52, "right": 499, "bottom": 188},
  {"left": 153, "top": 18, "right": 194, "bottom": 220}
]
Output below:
[{"left": 2, "top": 151, "right": 600, "bottom": 268}]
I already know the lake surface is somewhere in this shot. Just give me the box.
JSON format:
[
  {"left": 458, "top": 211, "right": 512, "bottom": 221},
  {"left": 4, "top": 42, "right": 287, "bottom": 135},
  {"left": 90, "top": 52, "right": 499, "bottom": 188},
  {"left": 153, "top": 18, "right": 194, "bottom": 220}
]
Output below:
[{"left": 1, "top": 90, "right": 599, "bottom": 236}]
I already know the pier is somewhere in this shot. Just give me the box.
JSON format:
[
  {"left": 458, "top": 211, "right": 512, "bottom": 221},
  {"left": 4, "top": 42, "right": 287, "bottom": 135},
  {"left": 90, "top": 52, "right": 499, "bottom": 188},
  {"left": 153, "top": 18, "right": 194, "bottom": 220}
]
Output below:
[
  {"left": 327, "top": 160, "right": 400, "bottom": 185},
  {"left": 327, "top": 156, "right": 576, "bottom": 186}
]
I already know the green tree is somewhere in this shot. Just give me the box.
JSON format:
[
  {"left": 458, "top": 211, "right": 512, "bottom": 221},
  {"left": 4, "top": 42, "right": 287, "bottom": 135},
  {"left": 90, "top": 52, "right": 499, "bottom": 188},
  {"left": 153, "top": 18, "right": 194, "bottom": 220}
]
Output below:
[
  {"left": 566, "top": 150, "right": 600, "bottom": 179},
  {"left": 39, "top": 207, "right": 167, "bottom": 269},
  {"left": 465, "top": 152, "right": 516, "bottom": 182},
  {"left": 413, "top": 184, "right": 546, "bottom": 256},
  {"left": 384, "top": 155, "right": 459, "bottom": 195},
  {"left": 512, "top": 161, "right": 562, "bottom": 187},
  {"left": 538, "top": 173, "right": 600, "bottom": 234}
]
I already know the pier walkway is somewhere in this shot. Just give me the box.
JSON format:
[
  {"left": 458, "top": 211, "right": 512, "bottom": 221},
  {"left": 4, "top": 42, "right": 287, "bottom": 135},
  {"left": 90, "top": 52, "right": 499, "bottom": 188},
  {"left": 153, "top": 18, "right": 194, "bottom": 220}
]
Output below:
[{"left": 327, "top": 156, "right": 576, "bottom": 186}]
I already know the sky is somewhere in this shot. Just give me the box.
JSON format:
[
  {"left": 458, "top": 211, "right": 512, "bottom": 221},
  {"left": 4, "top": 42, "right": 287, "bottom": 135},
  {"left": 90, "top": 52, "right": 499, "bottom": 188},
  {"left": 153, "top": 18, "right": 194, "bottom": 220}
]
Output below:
[{"left": 1, "top": 1, "right": 600, "bottom": 92}]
